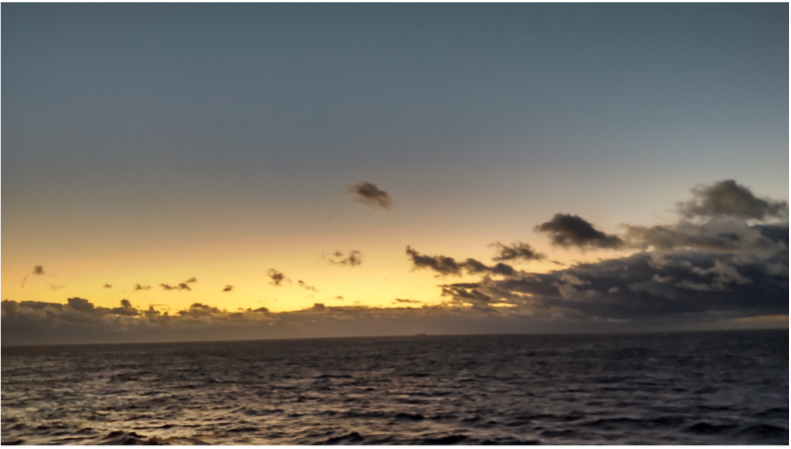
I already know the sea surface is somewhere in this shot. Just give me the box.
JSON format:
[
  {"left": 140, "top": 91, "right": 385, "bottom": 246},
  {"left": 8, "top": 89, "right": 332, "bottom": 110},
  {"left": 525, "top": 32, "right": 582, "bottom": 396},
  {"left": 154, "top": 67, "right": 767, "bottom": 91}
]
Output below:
[{"left": 1, "top": 330, "right": 788, "bottom": 445}]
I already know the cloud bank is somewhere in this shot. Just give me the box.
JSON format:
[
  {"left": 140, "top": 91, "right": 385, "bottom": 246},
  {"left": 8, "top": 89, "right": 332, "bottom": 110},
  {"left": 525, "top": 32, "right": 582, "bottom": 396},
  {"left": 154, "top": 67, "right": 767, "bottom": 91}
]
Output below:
[{"left": 2, "top": 180, "right": 786, "bottom": 345}]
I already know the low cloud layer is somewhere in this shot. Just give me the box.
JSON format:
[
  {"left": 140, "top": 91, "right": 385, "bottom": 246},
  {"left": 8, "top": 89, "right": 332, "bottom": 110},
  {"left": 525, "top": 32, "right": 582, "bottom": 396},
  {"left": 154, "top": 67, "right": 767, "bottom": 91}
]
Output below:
[
  {"left": 406, "top": 246, "right": 516, "bottom": 277},
  {"left": 3, "top": 294, "right": 783, "bottom": 346},
  {"left": 348, "top": 181, "right": 392, "bottom": 209},
  {"left": 536, "top": 214, "right": 624, "bottom": 250}
]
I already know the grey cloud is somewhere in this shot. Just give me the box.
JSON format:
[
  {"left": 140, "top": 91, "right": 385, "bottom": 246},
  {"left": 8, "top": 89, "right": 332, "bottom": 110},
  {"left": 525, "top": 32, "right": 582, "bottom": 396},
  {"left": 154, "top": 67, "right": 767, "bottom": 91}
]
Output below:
[
  {"left": 33, "top": 266, "right": 45, "bottom": 275},
  {"left": 625, "top": 220, "right": 786, "bottom": 256},
  {"left": 679, "top": 180, "right": 788, "bottom": 220},
  {"left": 406, "top": 246, "right": 517, "bottom": 277},
  {"left": 223, "top": 285, "right": 233, "bottom": 292},
  {"left": 491, "top": 242, "right": 545, "bottom": 262},
  {"left": 348, "top": 181, "right": 392, "bottom": 209},
  {"left": 328, "top": 250, "right": 363, "bottom": 267},
  {"left": 535, "top": 214, "right": 624, "bottom": 250}
]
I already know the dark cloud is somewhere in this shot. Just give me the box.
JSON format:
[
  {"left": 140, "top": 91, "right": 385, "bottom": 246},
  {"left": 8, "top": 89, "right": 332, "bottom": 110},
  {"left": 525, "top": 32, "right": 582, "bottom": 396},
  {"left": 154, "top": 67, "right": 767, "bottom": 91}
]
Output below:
[
  {"left": 135, "top": 284, "right": 151, "bottom": 291},
  {"left": 328, "top": 250, "right": 363, "bottom": 267},
  {"left": 297, "top": 280, "right": 318, "bottom": 292},
  {"left": 535, "top": 213, "right": 624, "bottom": 250},
  {"left": 491, "top": 242, "right": 545, "bottom": 262},
  {"left": 679, "top": 180, "right": 788, "bottom": 220},
  {"left": 395, "top": 298, "right": 422, "bottom": 304},
  {"left": 177, "top": 283, "right": 191, "bottom": 291},
  {"left": 32, "top": 266, "right": 45, "bottom": 275},
  {"left": 348, "top": 181, "right": 392, "bottom": 209},
  {"left": 2, "top": 290, "right": 785, "bottom": 346},
  {"left": 406, "top": 246, "right": 517, "bottom": 277},
  {"left": 268, "top": 269, "right": 287, "bottom": 286},
  {"left": 441, "top": 250, "right": 788, "bottom": 321},
  {"left": 223, "top": 285, "right": 233, "bottom": 292},
  {"left": 185, "top": 277, "right": 197, "bottom": 283},
  {"left": 103, "top": 284, "right": 112, "bottom": 289}
]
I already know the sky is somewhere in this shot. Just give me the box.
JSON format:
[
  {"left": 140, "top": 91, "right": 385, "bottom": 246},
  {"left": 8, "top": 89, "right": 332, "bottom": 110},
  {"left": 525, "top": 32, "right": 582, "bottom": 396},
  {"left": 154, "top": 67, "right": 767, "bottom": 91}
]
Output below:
[{"left": 2, "top": 3, "right": 788, "bottom": 344}]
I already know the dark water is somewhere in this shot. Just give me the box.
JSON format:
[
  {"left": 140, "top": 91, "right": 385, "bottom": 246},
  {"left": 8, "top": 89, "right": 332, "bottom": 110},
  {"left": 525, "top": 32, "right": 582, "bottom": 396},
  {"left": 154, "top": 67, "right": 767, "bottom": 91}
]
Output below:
[{"left": 2, "top": 330, "right": 788, "bottom": 445}]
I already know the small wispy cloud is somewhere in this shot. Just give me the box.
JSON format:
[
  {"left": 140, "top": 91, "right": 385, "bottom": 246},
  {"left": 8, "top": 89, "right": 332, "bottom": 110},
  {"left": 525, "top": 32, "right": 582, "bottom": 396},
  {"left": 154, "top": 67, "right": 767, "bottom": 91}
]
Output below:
[
  {"left": 268, "top": 269, "right": 287, "bottom": 286},
  {"left": 297, "top": 280, "right": 318, "bottom": 292},
  {"left": 327, "top": 250, "right": 363, "bottom": 267}
]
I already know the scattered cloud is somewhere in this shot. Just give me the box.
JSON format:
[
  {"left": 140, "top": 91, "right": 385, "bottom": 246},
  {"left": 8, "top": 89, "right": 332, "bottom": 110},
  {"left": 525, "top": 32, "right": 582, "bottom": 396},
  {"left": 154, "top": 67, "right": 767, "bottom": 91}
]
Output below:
[
  {"left": 185, "top": 277, "right": 197, "bottom": 283},
  {"left": 394, "top": 298, "right": 422, "bottom": 304},
  {"left": 348, "top": 181, "right": 392, "bottom": 209},
  {"left": 103, "top": 284, "right": 112, "bottom": 289},
  {"left": 135, "top": 284, "right": 151, "bottom": 291},
  {"left": 535, "top": 213, "right": 624, "bottom": 250},
  {"left": 335, "top": 296, "right": 344, "bottom": 300},
  {"left": 327, "top": 250, "right": 363, "bottom": 267},
  {"left": 268, "top": 269, "right": 287, "bottom": 286},
  {"left": 406, "top": 246, "right": 516, "bottom": 277},
  {"left": 223, "top": 285, "right": 233, "bottom": 292},
  {"left": 32, "top": 266, "right": 45, "bottom": 275},
  {"left": 490, "top": 242, "right": 545, "bottom": 262},
  {"left": 47, "top": 284, "right": 65, "bottom": 291}
]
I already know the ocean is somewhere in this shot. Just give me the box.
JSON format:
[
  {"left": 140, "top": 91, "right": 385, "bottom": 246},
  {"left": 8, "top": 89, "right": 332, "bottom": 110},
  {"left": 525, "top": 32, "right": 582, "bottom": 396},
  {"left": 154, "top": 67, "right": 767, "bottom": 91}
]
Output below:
[{"left": 1, "top": 329, "right": 788, "bottom": 445}]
